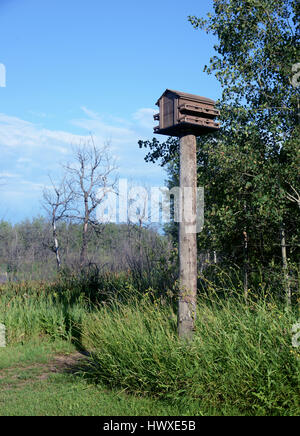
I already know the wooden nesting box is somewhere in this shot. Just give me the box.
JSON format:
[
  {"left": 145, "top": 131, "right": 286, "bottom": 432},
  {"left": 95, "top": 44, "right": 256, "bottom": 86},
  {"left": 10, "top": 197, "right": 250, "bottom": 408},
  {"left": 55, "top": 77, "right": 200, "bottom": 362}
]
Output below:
[{"left": 154, "top": 89, "right": 220, "bottom": 137}]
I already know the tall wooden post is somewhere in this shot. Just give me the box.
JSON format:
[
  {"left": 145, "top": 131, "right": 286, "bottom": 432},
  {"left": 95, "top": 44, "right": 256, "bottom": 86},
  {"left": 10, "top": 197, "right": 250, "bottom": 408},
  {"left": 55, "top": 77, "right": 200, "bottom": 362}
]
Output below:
[
  {"left": 280, "top": 227, "right": 291, "bottom": 306},
  {"left": 178, "top": 133, "right": 197, "bottom": 340},
  {"left": 153, "top": 89, "right": 220, "bottom": 340}
]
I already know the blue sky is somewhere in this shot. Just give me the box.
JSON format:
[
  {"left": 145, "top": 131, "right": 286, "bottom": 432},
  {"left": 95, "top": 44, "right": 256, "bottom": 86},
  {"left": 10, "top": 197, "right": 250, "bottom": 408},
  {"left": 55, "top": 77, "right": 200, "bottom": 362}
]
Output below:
[{"left": 0, "top": 0, "right": 221, "bottom": 222}]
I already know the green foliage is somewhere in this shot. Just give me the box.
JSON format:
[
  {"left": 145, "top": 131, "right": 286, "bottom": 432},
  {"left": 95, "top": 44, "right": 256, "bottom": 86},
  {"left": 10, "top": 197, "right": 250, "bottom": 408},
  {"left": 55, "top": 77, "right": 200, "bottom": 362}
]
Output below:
[
  {"left": 1, "top": 272, "right": 299, "bottom": 415},
  {"left": 0, "top": 219, "right": 175, "bottom": 287},
  {"left": 0, "top": 265, "right": 177, "bottom": 346},
  {"left": 138, "top": 0, "right": 300, "bottom": 295},
  {"left": 193, "top": 0, "right": 300, "bottom": 281},
  {"left": 189, "top": 0, "right": 299, "bottom": 122},
  {"left": 83, "top": 290, "right": 300, "bottom": 416},
  {"left": 0, "top": 342, "right": 196, "bottom": 416},
  {"left": 0, "top": 281, "right": 88, "bottom": 345}
]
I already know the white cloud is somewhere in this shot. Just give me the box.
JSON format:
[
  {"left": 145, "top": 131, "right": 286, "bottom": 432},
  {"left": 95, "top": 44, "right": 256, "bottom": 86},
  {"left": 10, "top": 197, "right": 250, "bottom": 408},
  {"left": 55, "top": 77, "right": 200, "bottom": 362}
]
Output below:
[
  {"left": 80, "top": 106, "right": 101, "bottom": 120},
  {"left": 20, "top": 180, "right": 46, "bottom": 191},
  {"left": 0, "top": 107, "right": 165, "bottom": 222},
  {"left": 132, "top": 108, "right": 156, "bottom": 129},
  {"left": 0, "top": 113, "right": 86, "bottom": 150},
  {"left": 27, "top": 110, "right": 47, "bottom": 118},
  {"left": 0, "top": 171, "right": 20, "bottom": 178},
  {"left": 17, "top": 157, "right": 32, "bottom": 163},
  {"left": 71, "top": 110, "right": 138, "bottom": 147}
]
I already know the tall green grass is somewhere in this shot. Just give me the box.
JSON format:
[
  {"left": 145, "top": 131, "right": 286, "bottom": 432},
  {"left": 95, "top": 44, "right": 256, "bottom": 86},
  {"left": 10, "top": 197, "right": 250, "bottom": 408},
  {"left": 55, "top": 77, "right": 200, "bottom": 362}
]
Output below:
[
  {"left": 83, "top": 292, "right": 300, "bottom": 416},
  {"left": 1, "top": 275, "right": 299, "bottom": 415},
  {"left": 0, "top": 281, "right": 88, "bottom": 344}
]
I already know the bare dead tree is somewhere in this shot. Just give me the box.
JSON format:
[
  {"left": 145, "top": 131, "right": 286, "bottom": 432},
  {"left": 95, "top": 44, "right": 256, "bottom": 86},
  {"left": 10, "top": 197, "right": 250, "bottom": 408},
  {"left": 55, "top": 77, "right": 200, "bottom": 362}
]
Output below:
[
  {"left": 123, "top": 184, "right": 176, "bottom": 290},
  {"left": 286, "top": 184, "right": 300, "bottom": 210},
  {"left": 283, "top": 183, "right": 299, "bottom": 304},
  {"left": 42, "top": 176, "right": 74, "bottom": 270},
  {"left": 64, "top": 138, "right": 117, "bottom": 267}
]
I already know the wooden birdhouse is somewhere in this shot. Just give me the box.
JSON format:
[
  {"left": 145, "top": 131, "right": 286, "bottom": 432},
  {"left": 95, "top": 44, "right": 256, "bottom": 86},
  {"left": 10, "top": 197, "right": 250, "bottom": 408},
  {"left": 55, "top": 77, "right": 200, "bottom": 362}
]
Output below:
[{"left": 154, "top": 89, "right": 220, "bottom": 137}]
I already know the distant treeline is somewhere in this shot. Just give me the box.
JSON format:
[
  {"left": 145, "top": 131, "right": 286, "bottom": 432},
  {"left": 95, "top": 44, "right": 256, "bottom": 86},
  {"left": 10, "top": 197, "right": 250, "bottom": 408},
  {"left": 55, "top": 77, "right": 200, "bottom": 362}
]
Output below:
[{"left": 0, "top": 218, "right": 174, "bottom": 282}]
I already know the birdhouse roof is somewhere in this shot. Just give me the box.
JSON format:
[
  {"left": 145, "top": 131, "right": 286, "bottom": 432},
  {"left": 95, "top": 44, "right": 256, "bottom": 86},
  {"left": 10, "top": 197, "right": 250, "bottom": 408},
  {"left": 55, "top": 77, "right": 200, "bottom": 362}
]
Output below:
[{"left": 156, "top": 89, "right": 216, "bottom": 106}]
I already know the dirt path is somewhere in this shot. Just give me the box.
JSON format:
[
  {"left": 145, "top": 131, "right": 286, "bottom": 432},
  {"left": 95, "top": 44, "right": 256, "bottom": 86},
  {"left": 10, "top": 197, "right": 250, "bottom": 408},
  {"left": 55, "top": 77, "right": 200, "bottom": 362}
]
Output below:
[{"left": 0, "top": 352, "right": 89, "bottom": 390}]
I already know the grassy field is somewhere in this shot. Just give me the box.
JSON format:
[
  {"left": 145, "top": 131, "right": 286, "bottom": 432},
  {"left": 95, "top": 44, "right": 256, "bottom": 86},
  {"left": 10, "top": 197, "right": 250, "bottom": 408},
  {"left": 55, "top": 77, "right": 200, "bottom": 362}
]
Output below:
[
  {"left": 0, "top": 278, "right": 299, "bottom": 416},
  {"left": 0, "top": 340, "right": 207, "bottom": 416}
]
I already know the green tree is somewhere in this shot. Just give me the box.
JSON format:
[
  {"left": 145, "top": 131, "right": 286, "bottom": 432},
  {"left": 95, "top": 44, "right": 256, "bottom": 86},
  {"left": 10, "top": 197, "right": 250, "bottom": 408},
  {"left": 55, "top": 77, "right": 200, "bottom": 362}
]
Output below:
[{"left": 139, "top": 0, "right": 300, "bottom": 299}]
